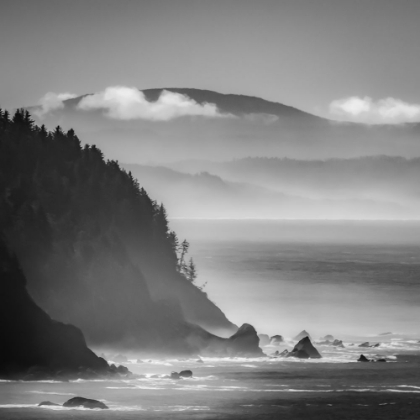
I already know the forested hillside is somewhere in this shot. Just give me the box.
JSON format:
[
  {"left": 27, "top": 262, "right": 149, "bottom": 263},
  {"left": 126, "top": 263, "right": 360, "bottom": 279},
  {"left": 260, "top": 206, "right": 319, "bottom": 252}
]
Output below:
[{"left": 0, "top": 109, "right": 236, "bottom": 354}]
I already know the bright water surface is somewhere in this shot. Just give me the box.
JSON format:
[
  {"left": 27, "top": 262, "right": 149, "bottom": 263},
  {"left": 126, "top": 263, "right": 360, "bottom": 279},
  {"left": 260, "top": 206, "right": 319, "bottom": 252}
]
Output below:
[
  {"left": 172, "top": 220, "right": 420, "bottom": 338},
  {"left": 2, "top": 220, "right": 420, "bottom": 419}
]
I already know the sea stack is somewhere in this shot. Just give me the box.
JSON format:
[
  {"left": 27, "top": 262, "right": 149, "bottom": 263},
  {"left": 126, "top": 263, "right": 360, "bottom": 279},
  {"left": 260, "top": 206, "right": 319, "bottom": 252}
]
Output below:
[
  {"left": 270, "top": 335, "right": 285, "bottom": 345},
  {"left": 227, "top": 324, "right": 264, "bottom": 357},
  {"left": 288, "top": 337, "right": 322, "bottom": 359}
]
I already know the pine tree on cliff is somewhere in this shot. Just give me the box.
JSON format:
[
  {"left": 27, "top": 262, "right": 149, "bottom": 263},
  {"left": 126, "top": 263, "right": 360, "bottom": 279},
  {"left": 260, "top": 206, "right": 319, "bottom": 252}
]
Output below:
[{"left": 0, "top": 109, "right": 212, "bottom": 346}]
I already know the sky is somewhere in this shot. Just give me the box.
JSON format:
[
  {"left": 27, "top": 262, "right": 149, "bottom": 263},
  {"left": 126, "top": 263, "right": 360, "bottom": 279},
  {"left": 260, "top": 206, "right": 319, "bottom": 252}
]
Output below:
[{"left": 1, "top": 0, "right": 420, "bottom": 120}]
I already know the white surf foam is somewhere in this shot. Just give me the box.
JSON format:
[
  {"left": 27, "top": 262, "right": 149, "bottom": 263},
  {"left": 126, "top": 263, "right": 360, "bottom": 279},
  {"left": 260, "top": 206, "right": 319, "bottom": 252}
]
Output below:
[{"left": 384, "top": 389, "right": 420, "bottom": 393}]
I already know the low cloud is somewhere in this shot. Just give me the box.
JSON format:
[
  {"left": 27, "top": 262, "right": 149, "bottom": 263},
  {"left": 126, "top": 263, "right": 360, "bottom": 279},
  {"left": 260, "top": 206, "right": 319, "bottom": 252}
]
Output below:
[
  {"left": 329, "top": 96, "right": 420, "bottom": 124},
  {"left": 34, "top": 92, "right": 78, "bottom": 117},
  {"left": 77, "top": 86, "right": 225, "bottom": 121}
]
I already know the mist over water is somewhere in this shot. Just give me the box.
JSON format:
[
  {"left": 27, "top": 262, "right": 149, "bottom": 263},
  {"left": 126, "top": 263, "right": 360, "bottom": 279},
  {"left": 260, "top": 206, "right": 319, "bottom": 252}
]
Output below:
[{"left": 171, "top": 220, "right": 420, "bottom": 339}]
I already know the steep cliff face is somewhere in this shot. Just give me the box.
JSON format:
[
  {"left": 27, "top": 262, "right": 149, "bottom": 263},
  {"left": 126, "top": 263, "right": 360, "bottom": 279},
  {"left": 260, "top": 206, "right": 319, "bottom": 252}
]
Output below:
[
  {"left": 141, "top": 268, "right": 238, "bottom": 337},
  {"left": 0, "top": 109, "right": 235, "bottom": 353},
  {"left": 0, "top": 239, "right": 110, "bottom": 378}
]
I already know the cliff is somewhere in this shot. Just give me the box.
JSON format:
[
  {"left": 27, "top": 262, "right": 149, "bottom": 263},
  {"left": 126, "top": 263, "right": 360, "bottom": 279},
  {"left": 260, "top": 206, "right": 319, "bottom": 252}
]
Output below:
[
  {"left": 0, "top": 109, "right": 236, "bottom": 354},
  {"left": 0, "top": 238, "right": 112, "bottom": 379}
]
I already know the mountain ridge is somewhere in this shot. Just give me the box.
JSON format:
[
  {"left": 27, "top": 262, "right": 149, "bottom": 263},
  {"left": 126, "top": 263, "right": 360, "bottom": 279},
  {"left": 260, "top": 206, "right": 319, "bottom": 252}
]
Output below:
[
  {"left": 141, "top": 87, "right": 326, "bottom": 123},
  {"left": 28, "top": 87, "right": 420, "bottom": 164},
  {"left": 123, "top": 163, "right": 417, "bottom": 220}
]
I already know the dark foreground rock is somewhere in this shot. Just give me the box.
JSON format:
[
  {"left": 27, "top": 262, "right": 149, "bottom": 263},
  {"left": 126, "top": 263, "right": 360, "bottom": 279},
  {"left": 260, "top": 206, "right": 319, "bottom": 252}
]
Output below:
[
  {"left": 38, "top": 401, "right": 60, "bottom": 407},
  {"left": 287, "top": 337, "right": 321, "bottom": 359},
  {"left": 0, "top": 240, "right": 129, "bottom": 381},
  {"left": 63, "top": 397, "right": 108, "bottom": 409},
  {"left": 179, "top": 369, "right": 193, "bottom": 378},
  {"left": 358, "top": 354, "right": 386, "bottom": 362}
]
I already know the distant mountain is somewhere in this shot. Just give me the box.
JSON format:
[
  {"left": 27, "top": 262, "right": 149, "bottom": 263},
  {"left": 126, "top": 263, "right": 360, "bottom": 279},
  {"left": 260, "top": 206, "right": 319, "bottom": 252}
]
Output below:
[
  {"left": 29, "top": 88, "right": 420, "bottom": 163},
  {"left": 123, "top": 164, "right": 417, "bottom": 220},
  {"left": 142, "top": 88, "right": 324, "bottom": 123},
  {"left": 165, "top": 156, "right": 420, "bottom": 206}
]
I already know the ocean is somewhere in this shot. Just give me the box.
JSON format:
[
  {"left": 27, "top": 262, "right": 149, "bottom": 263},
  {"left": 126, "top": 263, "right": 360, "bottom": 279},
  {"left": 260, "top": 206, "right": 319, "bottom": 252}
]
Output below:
[
  {"left": 172, "top": 219, "right": 420, "bottom": 338},
  {"left": 2, "top": 220, "right": 420, "bottom": 419}
]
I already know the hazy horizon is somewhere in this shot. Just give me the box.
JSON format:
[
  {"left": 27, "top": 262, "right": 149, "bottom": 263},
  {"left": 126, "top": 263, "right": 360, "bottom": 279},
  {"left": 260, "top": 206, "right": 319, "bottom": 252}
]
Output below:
[
  {"left": 2, "top": 2, "right": 420, "bottom": 418},
  {"left": 171, "top": 219, "right": 420, "bottom": 338}
]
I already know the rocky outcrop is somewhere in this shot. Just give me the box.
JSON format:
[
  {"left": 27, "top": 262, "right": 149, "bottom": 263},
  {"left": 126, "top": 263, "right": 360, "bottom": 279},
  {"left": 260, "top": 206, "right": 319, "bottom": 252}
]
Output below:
[
  {"left": 287, "top": 337, "right": 321, "bottom": 359},
  {"left": 63, "top": 397, "right": 108, "bottom": 409},
  {"left": 270, "top": 335, "right": 284, "bottom": 345},
  {"left": 168, "top": 370, "right": 193, "bottom": 379},
  {"left": 358, "top": 355, "right": 386, "bottom": 363},
  {"left": 227, "top": 324, "right": 265, "bottom": 357},
  {"left": 258, "top": 334, "right": 270, "bottom": 346},
  {"left": 179, "top": 370, "right": 193, "bottom": 378},
  {"left": 0, "top": 240, "right": 125, "bottom": 380},
  {"left": 273, "top": 349, "right": 289, "bottom": 357},
  {"left": 320, "top": 335, "right": 334, "bottom": 341},
  {"left": 293, "top": 330, "right": 311, "bottom": 341},
  {"left": 317, "top": 339, "right": 345, "bottom": 348},
  {"left": 186, "top": 323, "right": 264, "bottom": 357},
  {"left": 38, "top": 401, "right": 60, "bottom": 407},
  {"left": 359, "top": 342, "right": 380, "bottom": 348}
]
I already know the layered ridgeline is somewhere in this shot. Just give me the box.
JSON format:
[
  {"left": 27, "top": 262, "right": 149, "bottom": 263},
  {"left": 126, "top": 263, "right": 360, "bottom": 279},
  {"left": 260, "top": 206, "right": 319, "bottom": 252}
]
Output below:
[
  {"left": 0, "top": 109, "right": 237, "bottom": 356},
  {"left": 31, "top": 88, "right": 420, "bottom": 164},
  {"left": 166, "top": 156, "right": 420, "bottom": 204},
  {"left": 122, "top": 163, "right": 418, "bottom": 219},
  {"left": 29, "top": 88, "right": 420, "bottom": 219}
]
